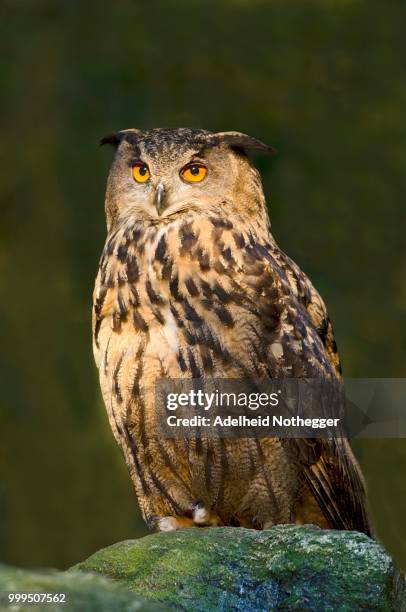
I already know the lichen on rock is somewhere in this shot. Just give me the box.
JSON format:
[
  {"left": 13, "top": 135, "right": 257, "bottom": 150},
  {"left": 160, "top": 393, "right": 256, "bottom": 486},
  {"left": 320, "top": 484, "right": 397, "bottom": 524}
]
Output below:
[{"left": 73, "top": 525, "right": 406, "bottom": 611}]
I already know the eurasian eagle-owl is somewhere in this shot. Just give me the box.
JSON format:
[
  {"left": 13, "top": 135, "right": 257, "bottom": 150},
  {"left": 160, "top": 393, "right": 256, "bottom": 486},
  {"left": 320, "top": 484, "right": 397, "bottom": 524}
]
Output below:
[{"left": 92, "top": 128, "right": 371, "bottom": 535}]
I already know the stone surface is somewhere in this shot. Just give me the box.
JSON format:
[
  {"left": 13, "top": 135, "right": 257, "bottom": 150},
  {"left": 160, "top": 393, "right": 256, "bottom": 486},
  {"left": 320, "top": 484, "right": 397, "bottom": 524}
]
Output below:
[
  {"left": 73, "top": 525, "right": 406, "bottom": 611},
  {"left": 0, "top": 563, "right": 166, "bottom": 611}
]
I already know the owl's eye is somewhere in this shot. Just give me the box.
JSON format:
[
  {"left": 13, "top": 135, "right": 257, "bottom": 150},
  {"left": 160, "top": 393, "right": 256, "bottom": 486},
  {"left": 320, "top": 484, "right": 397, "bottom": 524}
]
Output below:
[
  {"left": 132, "top": 162, "right": 150, "bottom": 183},
  {"left": 180, "top": 163, "right": 207, "bottom": 183}
]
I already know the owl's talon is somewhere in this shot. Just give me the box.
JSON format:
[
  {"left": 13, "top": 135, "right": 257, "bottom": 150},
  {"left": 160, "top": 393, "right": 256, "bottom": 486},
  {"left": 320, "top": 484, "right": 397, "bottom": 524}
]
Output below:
[
  {"left": 192, "top": 500, "right": 205, "bottom": 510},
  {"left": 146, "top": 515, "right": 160, "bottom": 531},
  {"left": 192, "top": 501, "right": 223, "bottom": 526},
  {"left": 193, "top": 507, "right": 208, "bottom": 525},
  {"left": 192, "top": 500, "right": 206, "bottom": 524}
]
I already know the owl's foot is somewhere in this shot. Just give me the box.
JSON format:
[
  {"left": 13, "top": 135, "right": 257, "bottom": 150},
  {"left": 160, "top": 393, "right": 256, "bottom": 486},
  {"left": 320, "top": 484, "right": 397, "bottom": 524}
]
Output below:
[
  {"left": 147, "top": 503, "right": 223, "bottom": 532},
  {"left": 148, "top": 515, "right": 195, "bottom": 532},
  {"left": 192, "top": 501, "right": 223, "bottom": 527}
]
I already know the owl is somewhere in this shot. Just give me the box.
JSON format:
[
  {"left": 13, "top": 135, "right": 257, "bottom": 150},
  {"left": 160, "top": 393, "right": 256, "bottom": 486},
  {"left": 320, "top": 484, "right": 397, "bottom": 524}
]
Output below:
[{"left": 93, "top": 128, "right": 372, "bottom": 535}]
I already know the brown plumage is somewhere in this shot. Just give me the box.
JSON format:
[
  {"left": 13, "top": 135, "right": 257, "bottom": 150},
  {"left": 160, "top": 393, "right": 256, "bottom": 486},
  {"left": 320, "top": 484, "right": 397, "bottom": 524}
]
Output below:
[{"left": 93, "top": 128, "right": 372, "bottom": 535}]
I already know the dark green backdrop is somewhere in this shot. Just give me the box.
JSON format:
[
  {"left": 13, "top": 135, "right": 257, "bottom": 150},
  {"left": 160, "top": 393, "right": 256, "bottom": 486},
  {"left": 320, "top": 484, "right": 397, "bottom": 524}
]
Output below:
[{"left": 1, "top": 0, "right": 405, "bottom": 570}]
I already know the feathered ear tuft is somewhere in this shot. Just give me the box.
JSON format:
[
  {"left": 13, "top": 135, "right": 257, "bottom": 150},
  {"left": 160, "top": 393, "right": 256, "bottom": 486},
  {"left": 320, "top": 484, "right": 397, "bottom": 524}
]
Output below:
[
  {"left": 100, "top": 133, "right": 123, "bottom": 147},
  {"left": 99, "top": 129, "right": 141, "bottom": 148},
  {"left": 213, "top": 131, "right": 276, "bottom": 155}
]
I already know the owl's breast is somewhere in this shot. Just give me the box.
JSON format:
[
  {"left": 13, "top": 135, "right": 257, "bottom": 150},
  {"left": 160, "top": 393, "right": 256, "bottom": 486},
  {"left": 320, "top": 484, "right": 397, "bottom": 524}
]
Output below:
[{"left": 94, "top": 214, "right": 332, "bottom": 387}]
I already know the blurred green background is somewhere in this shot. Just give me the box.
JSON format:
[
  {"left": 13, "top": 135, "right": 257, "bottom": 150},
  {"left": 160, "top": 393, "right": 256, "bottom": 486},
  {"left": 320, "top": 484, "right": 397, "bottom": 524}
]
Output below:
[{"left": 1, "top": 0, "right": 405, "bottom": 571}]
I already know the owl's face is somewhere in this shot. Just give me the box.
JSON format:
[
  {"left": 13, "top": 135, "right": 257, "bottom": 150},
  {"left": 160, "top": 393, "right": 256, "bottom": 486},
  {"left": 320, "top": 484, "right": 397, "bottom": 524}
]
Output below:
[{"left": 102, "top": 128, "right": 274, "bottom": 231}]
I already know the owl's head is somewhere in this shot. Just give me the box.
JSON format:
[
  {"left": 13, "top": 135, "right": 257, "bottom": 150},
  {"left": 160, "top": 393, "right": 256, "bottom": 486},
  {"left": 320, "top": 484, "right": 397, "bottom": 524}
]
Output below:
[{"left": 101, "top": 128, "right": 275, "bottom": 230}]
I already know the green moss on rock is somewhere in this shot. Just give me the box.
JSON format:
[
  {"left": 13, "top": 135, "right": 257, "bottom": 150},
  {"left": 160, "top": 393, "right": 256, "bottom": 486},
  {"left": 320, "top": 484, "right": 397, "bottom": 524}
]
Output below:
[
  {"left": 73, "top": 525, "right": 406, "bottom": 611},
  {"left": 0, "top": 564, "right": 166, "bottom": 611}
]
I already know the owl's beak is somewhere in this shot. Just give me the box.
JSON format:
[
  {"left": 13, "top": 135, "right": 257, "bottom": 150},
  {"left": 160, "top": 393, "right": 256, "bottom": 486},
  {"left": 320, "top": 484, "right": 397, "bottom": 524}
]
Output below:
[{"left": 154, "top": 183, "right": 166, "bottom": 215}]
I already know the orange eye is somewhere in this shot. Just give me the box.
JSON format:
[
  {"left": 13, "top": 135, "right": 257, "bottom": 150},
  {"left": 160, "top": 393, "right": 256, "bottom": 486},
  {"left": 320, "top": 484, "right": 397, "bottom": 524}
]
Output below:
[
  {"left": 132, "top": 162, "right": 150, "bottom": 183},
  {"left": 181, "top": 163, "right": 207, "bottom": 183}
]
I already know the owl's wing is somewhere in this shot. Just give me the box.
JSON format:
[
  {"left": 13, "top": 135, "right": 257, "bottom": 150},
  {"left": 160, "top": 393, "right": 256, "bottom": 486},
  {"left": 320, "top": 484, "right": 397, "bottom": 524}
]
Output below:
[
  {"left": 286, "top": 436, "right": 372, "bottom": 535},
  {"left": 271, "top": 247, "right": 373, "bottom": 536},
  {"left": 272, "top": 249, "right": 342, "bottom": 375}
]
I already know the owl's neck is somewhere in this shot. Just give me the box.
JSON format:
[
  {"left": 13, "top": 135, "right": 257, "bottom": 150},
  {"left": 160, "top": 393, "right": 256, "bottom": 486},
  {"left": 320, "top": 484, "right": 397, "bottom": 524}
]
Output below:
[{"left": 105, "top": 209, "right": 274, "bottom": 284}]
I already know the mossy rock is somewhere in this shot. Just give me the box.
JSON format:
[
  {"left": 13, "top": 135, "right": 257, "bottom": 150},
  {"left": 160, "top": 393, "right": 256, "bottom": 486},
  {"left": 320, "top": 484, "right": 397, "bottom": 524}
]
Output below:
[
  {"left": 73, "top": 525, "right": 406, "bottom": 611},
  {"left": 0, "top": 563, "right": 167, "bottom": 612}
]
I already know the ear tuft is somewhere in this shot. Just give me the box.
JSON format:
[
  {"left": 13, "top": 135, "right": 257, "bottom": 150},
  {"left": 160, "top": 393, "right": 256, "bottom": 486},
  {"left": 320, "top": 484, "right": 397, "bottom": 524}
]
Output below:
[
  {"left": 213, "top": 131, "right": 276, "bottom": 155},
  {"left": 99, "top": 129, "right": 141, "bottom": 148},
  {"left": 100, "top": 133, "right": 123, "bottom": 147}
]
